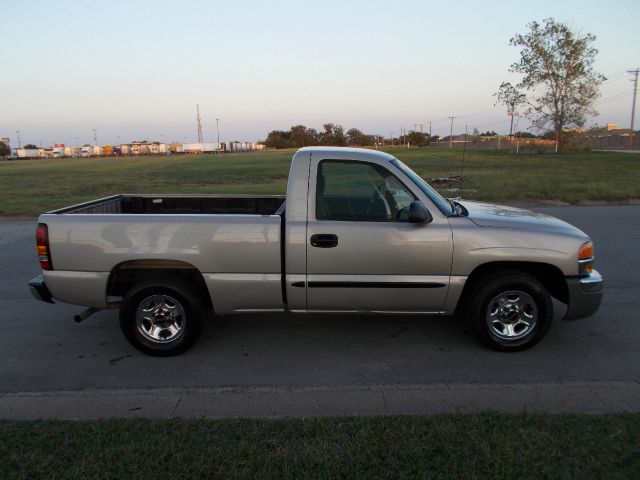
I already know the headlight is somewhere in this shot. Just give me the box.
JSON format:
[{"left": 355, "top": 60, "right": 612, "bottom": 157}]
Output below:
[{"left": 578, "top": 241, "right": 594, "bottom": 276}]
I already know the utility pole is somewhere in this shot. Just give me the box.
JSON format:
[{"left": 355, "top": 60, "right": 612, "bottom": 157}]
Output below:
[
  {"left": 215, "top": 118, "right": 221, "bottom": 153},
  {"left": 448, "top": 116, "right": 457, "bottom": 148},
  {"left": 418, "top": 123, "right": 424, "bottom": 134},
  {"left": 196, "top": 105, "right": 203, "bottom": 143},
  {"left": 629, "top": 69, "right": 639, "bottom": 149},
  {"left": 92, "top": 129, "right": 98, "bottom": 145},
  {"left": 429, "top": 121, "right": 432, "bottom": 139},
  {"left": 15, "top": 130, "right": 21, "bottom": 148}
]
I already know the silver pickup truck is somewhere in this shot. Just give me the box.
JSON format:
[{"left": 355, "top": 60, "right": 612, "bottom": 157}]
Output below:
[{"left": 29, "top": 147, "right": 603, "bottom": 355}]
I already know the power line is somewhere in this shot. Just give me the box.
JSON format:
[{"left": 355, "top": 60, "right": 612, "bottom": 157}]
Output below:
[
  {"left": 602, "top": 71, "right": 628, "bottom": 83},
  {"left": 594, "top": 90, "right": 635, "bottom": 106},
  {"left": 601, "top": 75, "right": 629, "bottom": 86},
  {"left": 473, "top": 117, "right": 512, "bottom": 130}
]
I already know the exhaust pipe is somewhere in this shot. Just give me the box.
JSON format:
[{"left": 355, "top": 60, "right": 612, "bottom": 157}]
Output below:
[
  {"left": 73, "top": 300, "right": 122, "bottom": 323},
  {"left": 74, "top": 307, "right": 102, "bottom": 323}
]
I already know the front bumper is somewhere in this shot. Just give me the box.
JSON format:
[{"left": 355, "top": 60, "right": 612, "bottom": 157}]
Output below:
[
  {"left": 28, "top": 275, "right": 55, "bottom": 304},
  {"left": 563, "top": 269, "right": 603, "bottom": 320}
]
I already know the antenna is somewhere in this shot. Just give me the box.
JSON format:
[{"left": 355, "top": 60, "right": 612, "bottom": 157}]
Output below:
[
  {"left": 458, "top": 125, "right": 468, "bottom": 198},
  {"left": 196, "top": 105, "right": 203, "bottom": 143}
]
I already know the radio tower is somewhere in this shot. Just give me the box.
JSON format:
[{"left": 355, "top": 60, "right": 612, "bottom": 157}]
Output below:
[{"left": 196, "top": 105, "right": 203, "bottom": 143}]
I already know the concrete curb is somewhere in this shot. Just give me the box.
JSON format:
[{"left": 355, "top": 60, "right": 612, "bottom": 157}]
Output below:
[{"left": 1, "top": 381, "right": 639, "bottom": 420}]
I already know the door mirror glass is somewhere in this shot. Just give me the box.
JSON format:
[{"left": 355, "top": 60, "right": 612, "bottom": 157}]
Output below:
[{"left": 408, "top": 201, "right": 433, "bottom": 224}]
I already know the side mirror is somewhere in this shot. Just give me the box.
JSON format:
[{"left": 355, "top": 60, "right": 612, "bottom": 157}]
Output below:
[{"left": 408, "top": 201, "right": 433, "bottom": 224}]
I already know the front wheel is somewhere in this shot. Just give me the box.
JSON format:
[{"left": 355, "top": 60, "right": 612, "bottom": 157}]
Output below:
[
  {"left": 468, "top": 271, "right": 553, "bottom": 351},
  {"left": 119, "top": 279, "right": 205, "bottom": 356}
]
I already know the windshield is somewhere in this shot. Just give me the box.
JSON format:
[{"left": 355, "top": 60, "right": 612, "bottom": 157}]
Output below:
[{"left": 390, "top": 159, "right": 454, "bottom": 216}]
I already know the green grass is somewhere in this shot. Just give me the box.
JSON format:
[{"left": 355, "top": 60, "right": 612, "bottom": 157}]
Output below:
[
  {"left": 1, "top": 148, "right": 639, "bottom": 217},
  {"left": 1, "top": 414, "right": 638, "bottom": 479}
]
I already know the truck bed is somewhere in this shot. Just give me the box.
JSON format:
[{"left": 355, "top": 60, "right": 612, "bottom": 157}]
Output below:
[{"left": 51, "top": 194, "right": 286, "bottom": 216}]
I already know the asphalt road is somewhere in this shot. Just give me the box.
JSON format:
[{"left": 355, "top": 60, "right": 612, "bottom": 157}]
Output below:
[{"left": 1, "top": 206, "right": 639, "bottom": 418}]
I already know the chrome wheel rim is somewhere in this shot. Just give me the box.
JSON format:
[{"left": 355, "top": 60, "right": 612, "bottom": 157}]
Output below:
[
  {"left": 135, "top": 294, "right": 186, "bottom": 344},
  {"left": 486, "top": 290, "right": 537, "bottom": 343}
]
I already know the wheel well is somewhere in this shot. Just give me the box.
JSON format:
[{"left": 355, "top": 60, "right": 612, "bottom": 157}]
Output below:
[
  {"left": 456, "top": 261, "right": 568, "bottom": 315},
  {"left": 107, "top": 260, "right": 213, "bottom": 311}
]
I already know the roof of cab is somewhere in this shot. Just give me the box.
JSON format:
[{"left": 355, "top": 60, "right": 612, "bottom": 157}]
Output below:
[{"left": 295, "top": 146, "right": 397, "bottom": 163}]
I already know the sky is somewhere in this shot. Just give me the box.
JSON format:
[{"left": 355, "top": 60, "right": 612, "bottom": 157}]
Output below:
[{"left": 1, "top": 0, "right": 639, "bottom": 146}]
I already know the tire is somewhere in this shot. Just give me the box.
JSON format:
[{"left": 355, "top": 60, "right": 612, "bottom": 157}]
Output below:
[
  {"left": 467, "top": 270, "right": 553, "bottom": 351},
  {"left": 119, "top": 278, "right": 205, "bottom": 356}
]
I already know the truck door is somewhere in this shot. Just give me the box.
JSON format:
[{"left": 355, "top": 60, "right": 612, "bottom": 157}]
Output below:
[{"left": 304, "top": 157, "right": 453, "bottom": 313}]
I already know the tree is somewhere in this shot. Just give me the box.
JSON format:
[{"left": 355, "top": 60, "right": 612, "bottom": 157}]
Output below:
[
  {"left": 405, "top": 130, "right": 429, "bottom": 147},
  {"left": 0, "top": 141, "right": 10, "bottom": 158},
  {"left": 264, "top": 130, "right": 291, "bottom": 149},
  {"left": 263, "top": 123, "right": 383, "bottom": 149},
  {"left": 494, "top": 82, "right": 526, "bottom": 140},
  {"left": 501, "top": 18, "right": 604, "bottom": 152},
  {"left": 346, "top": 128, "right": 365, "bottom": 146},
  {"left": 515, "top": 131, "right": 537, "bottom": 139},
  {"left": 24, "top": 143, "right": 38, "bottom": 149},
  {"left": 289, "top": 125, "right": 319, "bottom": 147},
  {"left": 319, "top": 123, "right": 347, "bottom": 146}
]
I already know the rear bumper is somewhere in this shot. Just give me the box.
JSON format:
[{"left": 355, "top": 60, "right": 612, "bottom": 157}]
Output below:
[
  {"left": 563, "top": 269, "right": 603, "bottom": 320},
  {"left": 28, "top": 275, "right": 55, "bottom": 304}
]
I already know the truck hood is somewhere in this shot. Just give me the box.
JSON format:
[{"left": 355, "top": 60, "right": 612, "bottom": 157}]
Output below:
[{"left": 457, "top": 200, "right": 588, "bottom": 237}]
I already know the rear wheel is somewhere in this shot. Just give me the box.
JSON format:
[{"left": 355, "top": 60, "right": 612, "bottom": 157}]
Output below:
[
  {"left": 119, "top": 279, "right": 205, "bottom": 356},
  {"left": 468, "top": 271, "right": 552, "bottom": 351}
]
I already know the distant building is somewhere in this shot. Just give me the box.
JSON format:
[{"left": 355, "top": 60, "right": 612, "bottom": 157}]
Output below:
[
  {"left": 586, "top": 124, "right": 637, "bottom": 149},
  {"left": 120, "top": 141, "right": 168, "bottom": 155},
  {"left": 182, "top": 142, "right": 221, "bottom": 153},
  {"left": 169, "top": 142, "right": 183, "bottom": 154},
  {"left": 15, "top": 148, "right": 44, "bottom": 158}
]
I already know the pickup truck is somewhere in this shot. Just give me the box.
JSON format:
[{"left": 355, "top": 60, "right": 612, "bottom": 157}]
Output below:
[{"left": 29, "top": 147, "right": 604, "bottom": 355}]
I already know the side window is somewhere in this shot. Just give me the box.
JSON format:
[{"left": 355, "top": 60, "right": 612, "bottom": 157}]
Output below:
[{"left": 316, "top": 161, "right": 416, "bottom": 221}]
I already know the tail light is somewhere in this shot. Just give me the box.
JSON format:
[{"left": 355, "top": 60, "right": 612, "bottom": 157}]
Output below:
[
  {"left": 578, "top": 241, "right": 593, "bottom": 276},
  {"left": 36, "top": 223, "right": 53, "bottom": 271}
]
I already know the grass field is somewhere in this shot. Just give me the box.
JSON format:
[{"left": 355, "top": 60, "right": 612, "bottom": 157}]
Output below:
[
  {"left": 1, "top": 413, "right": 638, "bottom": 479},
  {"left": 1, "top": 148, "right": 639, "bottom": 217}
]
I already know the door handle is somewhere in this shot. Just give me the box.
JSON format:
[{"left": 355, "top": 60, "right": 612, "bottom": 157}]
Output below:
[{"left": 310, "top": 234, "right": 338, "bottom": 248}]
